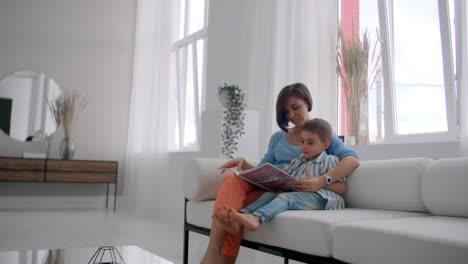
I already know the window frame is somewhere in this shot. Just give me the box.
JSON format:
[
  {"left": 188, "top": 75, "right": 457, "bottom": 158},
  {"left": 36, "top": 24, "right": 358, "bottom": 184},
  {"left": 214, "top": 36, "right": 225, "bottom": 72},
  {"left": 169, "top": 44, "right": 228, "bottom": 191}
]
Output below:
[
  {"left": 454, "top": 0, "right": 468, "bottom": 137},
  {"left": 376, "top": 0, "right": 461, "bottom": 144},
  {"left": 170, "top": 0, "right": 209, "bottom": 151}
]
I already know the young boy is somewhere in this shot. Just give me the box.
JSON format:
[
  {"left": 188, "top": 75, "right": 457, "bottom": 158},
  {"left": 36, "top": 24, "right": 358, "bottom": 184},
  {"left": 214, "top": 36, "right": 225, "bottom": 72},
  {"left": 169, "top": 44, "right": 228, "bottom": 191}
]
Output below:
[{"left": 219, "top": 118, "right": 346, "bottom": 233}]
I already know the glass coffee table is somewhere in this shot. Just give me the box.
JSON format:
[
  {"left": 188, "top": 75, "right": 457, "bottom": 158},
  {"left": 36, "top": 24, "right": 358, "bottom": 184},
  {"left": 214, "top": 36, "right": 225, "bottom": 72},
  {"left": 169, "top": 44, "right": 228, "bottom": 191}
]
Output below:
[{"left": 0, "top": 245, "right": 173, "bottom": 264}]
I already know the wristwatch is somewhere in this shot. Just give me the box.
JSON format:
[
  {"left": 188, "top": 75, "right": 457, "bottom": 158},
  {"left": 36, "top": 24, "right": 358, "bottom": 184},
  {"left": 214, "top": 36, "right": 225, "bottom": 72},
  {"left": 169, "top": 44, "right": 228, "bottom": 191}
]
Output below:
[{"left": 324, "top": 174, "right": 333, "bottom": 185}]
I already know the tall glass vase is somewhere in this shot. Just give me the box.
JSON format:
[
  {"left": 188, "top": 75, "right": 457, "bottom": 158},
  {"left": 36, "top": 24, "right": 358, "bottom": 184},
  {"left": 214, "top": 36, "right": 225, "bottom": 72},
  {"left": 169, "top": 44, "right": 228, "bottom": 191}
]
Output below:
[{"left": 59, "top": 137, "right": 75, "bottom": 160}]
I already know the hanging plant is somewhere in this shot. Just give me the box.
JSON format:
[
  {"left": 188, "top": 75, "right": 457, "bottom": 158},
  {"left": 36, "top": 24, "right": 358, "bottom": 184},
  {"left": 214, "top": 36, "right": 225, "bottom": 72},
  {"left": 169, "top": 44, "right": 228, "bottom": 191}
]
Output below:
[{"left": 218, "top": 84, "right": 246, "bottom": 159}]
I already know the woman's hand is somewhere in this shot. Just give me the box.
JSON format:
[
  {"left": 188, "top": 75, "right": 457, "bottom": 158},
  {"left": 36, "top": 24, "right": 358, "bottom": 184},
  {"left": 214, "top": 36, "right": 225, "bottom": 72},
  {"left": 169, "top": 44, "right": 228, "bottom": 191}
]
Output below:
[
  {"left": 291, "top": 169, "right": 325, "bottom": 192},
  {"left": 218, "top": 157, "right": 253, "bottom": 171}
]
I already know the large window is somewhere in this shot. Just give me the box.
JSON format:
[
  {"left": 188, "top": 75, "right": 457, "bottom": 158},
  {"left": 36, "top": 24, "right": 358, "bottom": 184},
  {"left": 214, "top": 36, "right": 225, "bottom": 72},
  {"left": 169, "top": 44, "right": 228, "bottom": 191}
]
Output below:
[
  {"left": 345, "top": 0, "right": 467, "bottom": 144},
  {"left": 392, "top": 0, "right": 449, "bottom": 135},
  {"left": 169, "top": 0, "right": 208, "bottom": 150}
]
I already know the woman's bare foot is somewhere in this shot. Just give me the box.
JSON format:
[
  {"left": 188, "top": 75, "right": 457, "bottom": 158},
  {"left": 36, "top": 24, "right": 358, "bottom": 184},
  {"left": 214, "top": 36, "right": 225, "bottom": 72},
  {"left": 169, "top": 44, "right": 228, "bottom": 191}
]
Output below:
[
  {"left": 214, "top": 205, "right": 242, "bottom": 235},
  {"left": 229, "top": 211, "right": 261, "bottom": 231}
]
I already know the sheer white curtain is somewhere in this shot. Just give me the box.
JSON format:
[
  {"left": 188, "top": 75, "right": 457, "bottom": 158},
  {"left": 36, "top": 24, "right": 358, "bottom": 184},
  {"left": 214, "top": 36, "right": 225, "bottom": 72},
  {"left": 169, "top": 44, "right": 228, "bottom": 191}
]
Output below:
[
  {"left": 122, "top": 0, "right": 177, "bottom": 216},
  {"left": 239, "top": 0, "right": 338, "bottom": 138},
  {"left": 272, "top": 0, "right": 338, "bottom": 129},
  {"left": 236, "top": 0, "right": 338, "bottom": 152}
]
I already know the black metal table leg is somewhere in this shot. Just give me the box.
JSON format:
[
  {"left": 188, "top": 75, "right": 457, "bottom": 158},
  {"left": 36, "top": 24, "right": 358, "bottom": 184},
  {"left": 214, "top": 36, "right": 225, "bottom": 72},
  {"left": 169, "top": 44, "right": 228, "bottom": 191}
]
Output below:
[
  {"left": 106, "top": 183, "right": 109, "bottom": 209},
  {"left": 114, "top": 183, "right": 117, "bottom": 211}
]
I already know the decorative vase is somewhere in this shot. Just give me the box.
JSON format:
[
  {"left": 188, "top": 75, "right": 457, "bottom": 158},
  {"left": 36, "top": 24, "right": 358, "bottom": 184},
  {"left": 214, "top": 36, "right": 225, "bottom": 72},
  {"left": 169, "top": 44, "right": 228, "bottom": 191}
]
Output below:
[
  {"left": 346, "top": 95, "right": 369, "bottom": 145},
  {"left": 59, "top": 137, "right": 75, "bottom": 160},
  {"left": 345, "top": 135, "right": 356, "bottom": 146}
]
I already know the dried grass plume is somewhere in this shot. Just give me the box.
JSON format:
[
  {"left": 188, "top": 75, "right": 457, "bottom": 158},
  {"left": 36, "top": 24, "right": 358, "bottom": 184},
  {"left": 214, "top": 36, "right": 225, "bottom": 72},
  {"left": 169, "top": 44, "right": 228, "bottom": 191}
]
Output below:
[
  {"left": 48, "top": 90, "right": 87, "bottom": 139},
  {"left": 336, "top": 24, "right": 381, "bottom": 145}
]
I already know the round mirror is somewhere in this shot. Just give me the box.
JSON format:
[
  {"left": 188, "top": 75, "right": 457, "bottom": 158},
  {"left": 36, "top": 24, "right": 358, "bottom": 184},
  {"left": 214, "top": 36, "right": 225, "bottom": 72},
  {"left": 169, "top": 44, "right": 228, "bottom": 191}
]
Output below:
[{"left": 0, "top": 71, "right": 61, "bottom": 142}]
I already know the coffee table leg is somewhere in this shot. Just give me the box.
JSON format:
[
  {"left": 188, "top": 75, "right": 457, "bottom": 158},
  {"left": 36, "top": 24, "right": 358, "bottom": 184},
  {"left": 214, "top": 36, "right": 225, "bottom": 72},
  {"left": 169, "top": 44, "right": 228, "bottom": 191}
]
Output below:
[
  {"left": 106, "top": 183, "right": 109, "bottom": 209},
  {"left": 114, "top": 182, "right": 117, "bottom": 211}
]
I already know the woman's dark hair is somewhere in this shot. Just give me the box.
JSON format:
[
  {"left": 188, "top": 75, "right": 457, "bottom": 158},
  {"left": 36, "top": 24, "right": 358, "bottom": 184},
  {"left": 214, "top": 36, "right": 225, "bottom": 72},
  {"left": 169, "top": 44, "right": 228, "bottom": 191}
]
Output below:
[
  {"left": 276, "top": 82, "right": 313, "bottom": 132},
  {"left": 302, "top": 118, "right": 332, "bottom": 143}
]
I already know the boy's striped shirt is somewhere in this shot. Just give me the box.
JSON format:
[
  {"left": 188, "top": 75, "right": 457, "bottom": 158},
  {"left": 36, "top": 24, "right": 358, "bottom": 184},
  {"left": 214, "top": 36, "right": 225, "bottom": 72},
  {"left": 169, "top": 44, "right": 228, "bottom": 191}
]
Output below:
[{"left": 284, "top": 151, "right": 345, "bottom": 210}]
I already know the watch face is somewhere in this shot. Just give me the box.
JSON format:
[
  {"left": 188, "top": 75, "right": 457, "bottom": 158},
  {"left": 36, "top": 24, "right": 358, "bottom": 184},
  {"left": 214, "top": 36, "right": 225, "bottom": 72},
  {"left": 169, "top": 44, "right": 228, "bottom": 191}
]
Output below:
[{"left": 326, "top": 175, "right": 332, "bottom": 184}]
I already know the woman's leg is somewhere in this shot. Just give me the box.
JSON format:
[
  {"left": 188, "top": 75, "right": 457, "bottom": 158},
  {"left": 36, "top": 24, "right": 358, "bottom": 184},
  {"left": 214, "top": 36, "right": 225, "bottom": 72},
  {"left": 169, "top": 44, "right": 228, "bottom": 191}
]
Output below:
[
  {"left": 201, "top": 172, "right": 263, "bottom": 262},
  {"left": 213, "top": 172, "right": 258, "bottom": 212},
  {"left": 200, "top": 217, "right": 229, "bottom": 264}
]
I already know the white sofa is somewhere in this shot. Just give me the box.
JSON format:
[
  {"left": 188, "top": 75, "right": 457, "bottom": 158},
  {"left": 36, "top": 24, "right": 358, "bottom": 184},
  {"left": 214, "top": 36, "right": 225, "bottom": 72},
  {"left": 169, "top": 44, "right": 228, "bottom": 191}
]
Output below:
[{"left": 182, "top": 157, "right": 468, "bottom": 264}]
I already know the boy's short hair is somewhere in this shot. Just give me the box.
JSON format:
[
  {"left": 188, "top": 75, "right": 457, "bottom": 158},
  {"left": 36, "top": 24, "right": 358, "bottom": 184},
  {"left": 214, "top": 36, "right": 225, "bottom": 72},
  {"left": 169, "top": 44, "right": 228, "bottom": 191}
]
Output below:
[{"left": 302, "top": 118, "right": 333, "bottom": 143}]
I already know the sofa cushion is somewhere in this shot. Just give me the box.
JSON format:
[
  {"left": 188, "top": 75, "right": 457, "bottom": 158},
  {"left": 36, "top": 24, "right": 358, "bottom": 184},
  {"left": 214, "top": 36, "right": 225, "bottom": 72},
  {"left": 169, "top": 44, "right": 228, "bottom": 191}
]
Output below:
[
  {"left": 183, "top": 158, "right": 261, "bottom": 201},
  {"left": 422, "top": 157, "right": 468, "bottom": 217},
  {"left": 243, "top": 208, "right": 427, "bottom": 257},
  {"left": 186, "top": 200, "right": 215, "bottom": 228},
  {"left": 345, "top": 158, "right": 431, "bottom": 212},
  {"left": 183, "top": 159, "right": 226, "bottom": 201},
  {"left": 186, "top": 201, "right": 428, "bottom": 257},
  {"left": 333, "top": 216, "right": 468, "bottom": 264}
]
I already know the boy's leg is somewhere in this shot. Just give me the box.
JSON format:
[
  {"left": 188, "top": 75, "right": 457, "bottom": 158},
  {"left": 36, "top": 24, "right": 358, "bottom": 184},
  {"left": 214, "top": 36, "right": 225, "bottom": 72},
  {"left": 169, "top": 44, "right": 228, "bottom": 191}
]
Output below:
[
  {"left": 215, "top": 192, "right": 276, "bottom": 233},
  {"left": 285, "top": 192, "right": 328, "bottom": 210},
  {"left": 239, "top": 192, "right": 278, "bottom": 214},
  {"left": 252, "top": 192, "right": 327, "bottom": 222},
  {"left": 229, "top": 211, "right": 262, "bottom": 231}
]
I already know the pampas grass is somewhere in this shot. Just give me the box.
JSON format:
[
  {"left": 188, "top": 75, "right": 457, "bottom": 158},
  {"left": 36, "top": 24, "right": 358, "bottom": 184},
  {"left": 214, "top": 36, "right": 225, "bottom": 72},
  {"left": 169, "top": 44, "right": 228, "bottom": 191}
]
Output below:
[
  {"left": 336, "top": 24, "right": 381, "bottom": 145},
  {"left": 48, "top": 90, "right": 87, "bottom": 139}
]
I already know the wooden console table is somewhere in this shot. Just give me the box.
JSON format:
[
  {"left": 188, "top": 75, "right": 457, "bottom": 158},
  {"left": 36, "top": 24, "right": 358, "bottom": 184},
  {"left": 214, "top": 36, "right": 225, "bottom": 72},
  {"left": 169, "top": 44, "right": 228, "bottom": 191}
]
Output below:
[{"left": 0, "top": 157, "right": 118, "bottom": 209}]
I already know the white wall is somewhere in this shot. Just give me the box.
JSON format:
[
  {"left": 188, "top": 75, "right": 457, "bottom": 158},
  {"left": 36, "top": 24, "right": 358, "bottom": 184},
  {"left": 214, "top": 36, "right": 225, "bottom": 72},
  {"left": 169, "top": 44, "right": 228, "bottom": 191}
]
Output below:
[{"left": 0, "top": 0, "right": 136, "bottom": 209}]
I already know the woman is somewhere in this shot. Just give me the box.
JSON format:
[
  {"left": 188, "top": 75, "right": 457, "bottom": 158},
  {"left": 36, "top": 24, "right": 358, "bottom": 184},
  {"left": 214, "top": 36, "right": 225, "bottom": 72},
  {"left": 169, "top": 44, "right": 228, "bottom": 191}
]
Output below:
[{"left": 201, "top": 83, "right": 359, "bottom": 264}]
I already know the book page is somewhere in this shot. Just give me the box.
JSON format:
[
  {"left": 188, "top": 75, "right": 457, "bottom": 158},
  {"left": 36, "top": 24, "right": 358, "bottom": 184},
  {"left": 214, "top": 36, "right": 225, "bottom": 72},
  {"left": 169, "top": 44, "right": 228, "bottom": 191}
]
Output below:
[{"left": 237, "top": 163, "right": 296, "bottom": 192}]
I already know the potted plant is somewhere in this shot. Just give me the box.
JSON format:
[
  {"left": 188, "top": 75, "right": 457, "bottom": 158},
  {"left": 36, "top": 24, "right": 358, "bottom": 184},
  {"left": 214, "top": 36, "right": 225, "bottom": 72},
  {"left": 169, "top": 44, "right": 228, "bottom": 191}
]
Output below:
[
  {"left": 218, "top": 84, "right": 246, "bottom": 159},
  {"left": 336, "top": 25, "right": 381, "bottom": 145}
]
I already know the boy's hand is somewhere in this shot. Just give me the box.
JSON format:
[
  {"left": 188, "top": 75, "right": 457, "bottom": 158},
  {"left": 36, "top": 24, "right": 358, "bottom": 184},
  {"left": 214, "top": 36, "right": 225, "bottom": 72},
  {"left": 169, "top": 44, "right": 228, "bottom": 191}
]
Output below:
[{"left": 291, "top": 169, "right": 324, "bottom": 192}]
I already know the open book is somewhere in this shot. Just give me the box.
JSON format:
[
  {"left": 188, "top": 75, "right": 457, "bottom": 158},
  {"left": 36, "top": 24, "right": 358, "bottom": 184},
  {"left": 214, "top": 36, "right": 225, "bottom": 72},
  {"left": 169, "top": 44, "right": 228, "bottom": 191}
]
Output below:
[{"left": 227, "top": 163, "right": 297, "bottom": 192}]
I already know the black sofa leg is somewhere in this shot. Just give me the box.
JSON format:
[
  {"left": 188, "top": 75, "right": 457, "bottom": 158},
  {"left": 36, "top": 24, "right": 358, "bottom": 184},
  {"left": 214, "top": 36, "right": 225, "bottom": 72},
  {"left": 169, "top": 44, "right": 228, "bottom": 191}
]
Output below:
[
  {"left": 284, "top": 257, "right": 289, "bottom": 264},
  {"left": 183, "top": 227, "right": 189, "bottom": 264}
]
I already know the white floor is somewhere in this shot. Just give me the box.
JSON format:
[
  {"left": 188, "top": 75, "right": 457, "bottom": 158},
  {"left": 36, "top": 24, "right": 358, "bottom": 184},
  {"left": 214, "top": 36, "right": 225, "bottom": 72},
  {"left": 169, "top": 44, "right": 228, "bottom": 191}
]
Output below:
[{"left": 0, "top": 209, "right": 298, "bottom": 264}]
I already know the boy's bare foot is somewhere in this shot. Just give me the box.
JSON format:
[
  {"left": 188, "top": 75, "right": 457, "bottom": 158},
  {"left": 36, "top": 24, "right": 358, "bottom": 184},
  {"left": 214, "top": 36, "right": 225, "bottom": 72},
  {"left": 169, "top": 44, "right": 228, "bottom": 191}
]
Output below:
[
  {"left": 229, "top": 210, "right": 261, "bottom": 231},
  {"left": 213, "top": 205, "right": 241, "bottom": 235},
  {"left": 214, "top": 206, "right": 229, "bottom": 222}
]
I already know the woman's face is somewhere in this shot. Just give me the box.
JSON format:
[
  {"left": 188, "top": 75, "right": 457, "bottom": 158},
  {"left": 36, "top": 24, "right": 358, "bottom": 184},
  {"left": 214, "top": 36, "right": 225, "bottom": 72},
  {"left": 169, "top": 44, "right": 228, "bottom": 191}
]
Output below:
[{"left": 283, "top": 96, "right": 310, "bottom": 127}]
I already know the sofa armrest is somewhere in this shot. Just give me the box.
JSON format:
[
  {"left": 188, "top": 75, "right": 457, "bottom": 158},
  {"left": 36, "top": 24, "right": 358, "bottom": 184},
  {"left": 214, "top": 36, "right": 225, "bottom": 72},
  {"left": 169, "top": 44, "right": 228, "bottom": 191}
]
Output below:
[{"left": 183, "top": 158, "right": 227, "bottom": 201}]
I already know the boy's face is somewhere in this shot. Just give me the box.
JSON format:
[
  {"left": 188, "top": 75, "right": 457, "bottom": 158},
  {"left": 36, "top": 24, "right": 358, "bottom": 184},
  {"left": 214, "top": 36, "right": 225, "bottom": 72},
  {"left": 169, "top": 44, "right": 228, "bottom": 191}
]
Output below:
[{"left": 299, "top": 130, "right": 330, "bottom": 160}]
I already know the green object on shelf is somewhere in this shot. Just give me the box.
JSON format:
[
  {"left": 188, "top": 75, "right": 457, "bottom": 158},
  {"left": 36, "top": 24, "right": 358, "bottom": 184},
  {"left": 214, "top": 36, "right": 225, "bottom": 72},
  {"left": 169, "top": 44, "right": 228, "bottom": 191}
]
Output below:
[{"left": 0, "top": 98, "right": 12, "bottom": 136}]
